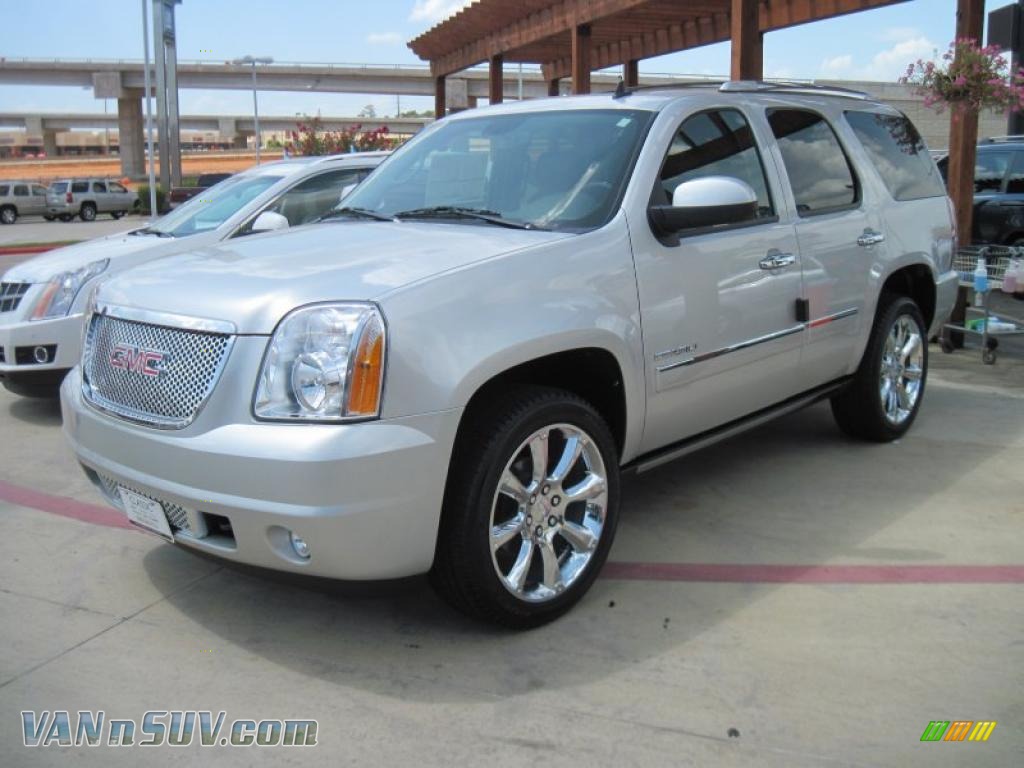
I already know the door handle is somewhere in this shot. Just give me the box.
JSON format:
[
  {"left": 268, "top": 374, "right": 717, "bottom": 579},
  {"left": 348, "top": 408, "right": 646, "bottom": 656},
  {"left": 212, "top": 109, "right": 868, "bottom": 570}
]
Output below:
[
  {"left": 759, "top": 251, "right": 796, "bottom": 270},
  {"left": 857, "top": 229, "right": 886, "bottom": 247}
]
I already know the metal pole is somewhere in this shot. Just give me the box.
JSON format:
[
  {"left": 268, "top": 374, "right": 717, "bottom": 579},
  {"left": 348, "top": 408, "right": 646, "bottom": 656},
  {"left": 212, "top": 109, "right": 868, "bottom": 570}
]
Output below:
[
  {"left": 141, "top": 0, "right": 157, "bottom": 216},
  {"left": 518, "top": 62, "right": 523, "bottom": 100},
  {"left": 251, "top": 64, "right": 261, "bottom": 164}
]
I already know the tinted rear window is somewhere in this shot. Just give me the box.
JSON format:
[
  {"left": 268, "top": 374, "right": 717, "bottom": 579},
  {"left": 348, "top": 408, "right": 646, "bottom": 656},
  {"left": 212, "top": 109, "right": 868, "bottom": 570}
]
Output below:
[
  {"left": 0, "top": 186, "right": 8, "bottom": 196},
  {"left": 845, "top": 111, "right": 946, "bottom": 201},
  {"left": 72, "top": 181, "right": 88, "bottom": 193}
]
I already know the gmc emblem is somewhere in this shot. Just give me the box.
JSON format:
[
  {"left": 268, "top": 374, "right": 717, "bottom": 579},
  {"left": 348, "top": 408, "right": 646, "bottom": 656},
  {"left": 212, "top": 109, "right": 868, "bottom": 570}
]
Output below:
[{"left": 109, "top": 343, "right": 168, "bottom": 378}]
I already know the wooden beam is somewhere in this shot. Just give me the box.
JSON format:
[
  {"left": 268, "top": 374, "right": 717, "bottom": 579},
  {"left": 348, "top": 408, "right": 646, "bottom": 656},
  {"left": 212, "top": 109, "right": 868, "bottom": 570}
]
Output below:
[
  {"left": 489, "top": 53, "right": 504, "bottom": 103},
  {"left": 730, "top": 0, "right": 762, "bottom": 79},
  {"left": 624, "top": 58, "right": 640, "bottom": 87},
  {"left": 434, "top": 75, "right": 446, "bottom": 119},
  {"left": 572, "top": 23, "right": 592, "bottom": 94},
  {"left": 947, "top": 0, "right": 985, "bottom": 244}
]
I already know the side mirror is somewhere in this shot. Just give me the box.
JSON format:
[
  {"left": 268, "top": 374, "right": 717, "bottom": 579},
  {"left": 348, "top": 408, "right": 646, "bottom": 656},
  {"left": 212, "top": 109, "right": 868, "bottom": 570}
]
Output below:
[
  {"left": 251, "top": 211, "right": 290, "bottom": 233},
  {"left": 649, "top": 176, "right": 759, "bottom": 236}
]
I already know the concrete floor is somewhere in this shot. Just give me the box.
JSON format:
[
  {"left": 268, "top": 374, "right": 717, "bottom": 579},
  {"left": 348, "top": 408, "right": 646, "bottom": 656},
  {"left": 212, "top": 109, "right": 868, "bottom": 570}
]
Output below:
[
  {"left": 0, "top": 215, "right": 142, "bottom": 247},
  {"left": 0, "top": 344, "right": 1021, "bottom": 765}
]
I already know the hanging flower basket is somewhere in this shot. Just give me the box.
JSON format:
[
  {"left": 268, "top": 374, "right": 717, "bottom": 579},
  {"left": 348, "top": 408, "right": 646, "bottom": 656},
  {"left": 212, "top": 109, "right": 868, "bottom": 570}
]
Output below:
[{"left": 901, "top": 38, "right": 1024, "bottom": 113}]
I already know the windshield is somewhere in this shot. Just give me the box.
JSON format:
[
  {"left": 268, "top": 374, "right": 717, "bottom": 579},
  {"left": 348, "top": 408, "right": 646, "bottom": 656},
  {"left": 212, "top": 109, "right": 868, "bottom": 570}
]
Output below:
[
  {"left": 342, "top": 109, "right": 653, "bottom": 232},
  {"left": 148, "top": 172, "right": 284, "bottom": 237}
]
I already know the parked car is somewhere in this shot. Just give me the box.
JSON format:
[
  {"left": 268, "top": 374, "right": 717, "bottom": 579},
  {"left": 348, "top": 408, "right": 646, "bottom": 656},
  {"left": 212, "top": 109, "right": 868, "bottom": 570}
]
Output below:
[
  {"left": 45, "top": 179, "right": 139, "bottom": 222},
  {"left": 0, "top": 152, "right": 385, "bottom": 397},
  {"left": 61, "top": 84, "right": 956, "bottom": 627},
  {"left": 936, "top": 137, "right": 1024, "bottom": 244},
  {"left": 169, "top": 172, "right": 234, "bottom": 208},
  {"left": 0, "top": 181, "right": 51, "bottom": 224}
]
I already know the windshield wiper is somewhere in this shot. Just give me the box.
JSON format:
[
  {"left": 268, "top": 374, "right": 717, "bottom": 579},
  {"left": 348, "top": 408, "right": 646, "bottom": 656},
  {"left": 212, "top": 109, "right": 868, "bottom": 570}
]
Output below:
[
  {"left": 392, "top": 206, "right": 545, "bottom": 230},
  {"left": 130, "top": 226, "right": 174, "bottom": 238},
  {"left": 319, "top": 206, "right": 393, "bottom": 223}
]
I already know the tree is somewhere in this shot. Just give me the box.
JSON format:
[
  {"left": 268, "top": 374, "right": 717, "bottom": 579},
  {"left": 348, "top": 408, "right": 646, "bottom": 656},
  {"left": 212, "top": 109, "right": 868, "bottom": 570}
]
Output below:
[{"left": 358, "top": 104, "right": 378, "bottom": 119}]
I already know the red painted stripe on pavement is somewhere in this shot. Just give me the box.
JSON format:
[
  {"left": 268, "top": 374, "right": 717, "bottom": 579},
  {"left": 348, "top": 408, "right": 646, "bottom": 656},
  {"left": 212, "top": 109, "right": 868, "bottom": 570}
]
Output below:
[
  {"left": 0, "top": 245, "right": 60, "bottom": 256},
  {"left": 603, "top": 562, "right": 1024, "bottom": 584},
  {"left": 0, "top": 479, "right": 130, "bottom": 529},
  {"left": 2, "top": 480, "right": 1022, "bottom": 584}
]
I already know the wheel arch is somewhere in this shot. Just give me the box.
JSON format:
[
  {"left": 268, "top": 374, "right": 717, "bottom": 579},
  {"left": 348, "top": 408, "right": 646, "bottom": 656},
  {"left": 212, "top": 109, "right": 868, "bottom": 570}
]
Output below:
[{"left": 879, "top": 262, "right": 936, "bottom": 330}]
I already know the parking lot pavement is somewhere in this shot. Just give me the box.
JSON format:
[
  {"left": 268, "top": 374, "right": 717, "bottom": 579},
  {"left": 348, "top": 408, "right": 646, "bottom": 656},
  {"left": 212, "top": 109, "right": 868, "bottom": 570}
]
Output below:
[
  {"left": 0, "top": 349, "right": 1021, "bottom": 766},
  {"left": 0, "top": 215, "right": 144, "bottom": 247}
]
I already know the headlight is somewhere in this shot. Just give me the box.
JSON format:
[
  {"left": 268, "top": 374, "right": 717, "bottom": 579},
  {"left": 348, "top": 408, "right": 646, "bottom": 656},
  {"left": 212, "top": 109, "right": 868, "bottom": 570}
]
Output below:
[
  {"left": 254, "top": 302, "right": 386, "bottom": 422},
  {"left": 30, "top": 259, "right": 109, "bottom": 321}
]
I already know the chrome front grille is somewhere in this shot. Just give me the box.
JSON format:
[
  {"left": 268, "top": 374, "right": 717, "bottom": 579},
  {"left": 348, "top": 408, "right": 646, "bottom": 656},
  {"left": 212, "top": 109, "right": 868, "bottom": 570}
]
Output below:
[
  {"left": 82, "top": 311, "right": 234, "bottom": 429},
  {"left": 96, "top": 473, "right": 192, "bottom": 534},
  {"left": 0, "top": 281, "right": 30, "bottom": 313}
]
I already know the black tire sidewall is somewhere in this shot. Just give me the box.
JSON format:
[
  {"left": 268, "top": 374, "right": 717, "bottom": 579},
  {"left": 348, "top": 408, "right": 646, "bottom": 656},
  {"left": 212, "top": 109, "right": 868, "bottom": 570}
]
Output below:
[
  {"left": 80, "top": 204, "right": 96, "bottom": 221},
  {"left": 0, "top": 207, "right": 15, "bottom": 224},
  {"left": 860, "top": 296, "right": 929, "bottom": 440},
  {"left": 443, "top": 391, "right": 620, "bottom": 626}
]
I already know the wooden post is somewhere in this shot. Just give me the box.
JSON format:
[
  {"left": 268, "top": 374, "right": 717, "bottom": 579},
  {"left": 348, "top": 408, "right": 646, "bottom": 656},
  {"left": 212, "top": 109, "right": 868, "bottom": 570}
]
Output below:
[
  {"left": 548, "top": 78, "right": 561, "bottom": 97},
  {"left": 434, "top": 75, "right": 446, "bottom": 119},
  {"left": 572, "top": 23, "right": 592, "bottom": 94},
  {"left": 489, "top": 54, "right": 504, "bottom": 104},
  {"left": 624, "top": 59, "right": 639, "bottom": 88},
  {"left": 730, "top": 0, "right": 763, "bottom": 80}
]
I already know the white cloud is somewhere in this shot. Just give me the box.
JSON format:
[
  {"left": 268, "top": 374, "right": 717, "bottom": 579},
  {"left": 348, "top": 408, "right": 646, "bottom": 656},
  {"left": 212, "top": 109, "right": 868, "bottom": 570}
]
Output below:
[
  {"left": 820, "top": 54, "right": 854, "bottom": 76},
  {"left": 366, "top": 32, "right": 402, "bottom": 45},
  {"left": 818, "top": 36, "right": 938, "bottom": 82},
  {"left": 879, "top": 26, "right": 921, "bottom": 43},
  {"left": 409, "top": 0, "right": 470, "bottom": 23}
]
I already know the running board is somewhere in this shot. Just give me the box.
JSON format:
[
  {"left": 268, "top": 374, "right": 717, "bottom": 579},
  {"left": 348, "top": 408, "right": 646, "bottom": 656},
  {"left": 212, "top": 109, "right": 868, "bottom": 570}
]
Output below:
[{"left": 626, "top": 378, "right": 850, "bottom": 475}]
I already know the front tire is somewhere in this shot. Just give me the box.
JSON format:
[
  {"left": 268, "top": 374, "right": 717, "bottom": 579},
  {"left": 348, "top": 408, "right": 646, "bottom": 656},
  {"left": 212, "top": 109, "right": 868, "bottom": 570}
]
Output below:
[
  {"left": 0, "top": 206, "right": 16, "bottom": 225},
  {"left": 831, "top": 295, "right": 928, "bottom": 442},
  {"left": 431, "top": 387, "right": 620, "bottom": 628},
  {"left": 79, "top": 203, "right": 96, "bottom": 222},
  {"left": 43, "top": 214, "right": 56, "bottom": 221},
  {"left": 111, "top": 210, "right": 124, "bottom": 219}
]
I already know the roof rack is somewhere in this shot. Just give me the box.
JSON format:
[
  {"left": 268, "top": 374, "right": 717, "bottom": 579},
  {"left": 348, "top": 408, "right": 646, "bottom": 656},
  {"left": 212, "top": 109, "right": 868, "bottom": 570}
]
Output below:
[
  {"left": 613, "top": 79, "right": 870, "bottom": 100},
  {"left": 980, "top": 135, "right": 1024, "bottom": 143},
  {"left": 718, "top": 80, "right": 870, "bottom": 99}
]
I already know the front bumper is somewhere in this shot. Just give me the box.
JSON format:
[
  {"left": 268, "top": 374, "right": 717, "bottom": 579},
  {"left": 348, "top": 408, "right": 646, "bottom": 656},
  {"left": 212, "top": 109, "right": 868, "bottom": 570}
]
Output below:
[
  {"left": 61, "top": 367, "right": 462, "bottom": 580},
  {"left": 0, "top": 312, "right": 83, "bottom": 389}
]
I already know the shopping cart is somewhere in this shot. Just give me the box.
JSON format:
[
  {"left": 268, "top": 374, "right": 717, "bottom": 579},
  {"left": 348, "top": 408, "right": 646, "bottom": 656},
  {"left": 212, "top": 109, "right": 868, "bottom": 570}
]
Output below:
[{"left": 941, "top": 246, "right": 1024, "bottom": 364}]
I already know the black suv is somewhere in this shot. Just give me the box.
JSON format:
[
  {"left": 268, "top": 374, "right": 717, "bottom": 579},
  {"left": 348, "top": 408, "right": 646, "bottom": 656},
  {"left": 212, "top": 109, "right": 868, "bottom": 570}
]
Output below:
[{"left": 938, "top": 137, "right": 1024, "bottom": 244}]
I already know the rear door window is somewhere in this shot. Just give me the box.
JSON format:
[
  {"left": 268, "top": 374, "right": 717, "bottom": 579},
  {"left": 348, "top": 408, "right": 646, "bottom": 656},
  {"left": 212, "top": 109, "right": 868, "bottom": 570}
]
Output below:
[
  {"left": 1003, "top": 151, "right": 1024, "bottom": 194},
  {"left": 768, "top": 109, "right": 859, "bottom": 215},
  {"left": 72, "top": 181, "right": 88, "bottom": 193},
  {"left": 844, "top": 111, "right": 945, "bottom": 200},
  {"left": 13, "top": 185, "right": 28, "bottom": 196},
  {"left": 0, "top": 186, "right": 8, "bottom": 196}
]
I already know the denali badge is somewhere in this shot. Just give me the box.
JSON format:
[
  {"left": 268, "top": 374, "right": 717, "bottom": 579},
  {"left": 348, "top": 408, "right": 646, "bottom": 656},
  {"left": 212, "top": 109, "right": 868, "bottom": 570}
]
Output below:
[{"left": 109, "top": 343, "right": 168, "bottom": 377}]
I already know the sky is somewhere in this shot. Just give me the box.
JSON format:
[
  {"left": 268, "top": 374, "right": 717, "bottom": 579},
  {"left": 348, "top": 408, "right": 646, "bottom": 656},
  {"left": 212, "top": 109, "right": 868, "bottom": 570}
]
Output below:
[{"left": 0, "top": 0, "right": 1002, "bottom": 120}]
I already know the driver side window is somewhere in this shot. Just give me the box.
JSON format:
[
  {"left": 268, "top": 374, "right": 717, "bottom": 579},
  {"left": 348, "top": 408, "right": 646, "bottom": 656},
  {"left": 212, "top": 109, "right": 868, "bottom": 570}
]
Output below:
[
  {"left": 658, "top": 109, "right": 774, "bottom": 220},
  {"left": 268, "top": 169, "right": 366, "bottom": 227}
]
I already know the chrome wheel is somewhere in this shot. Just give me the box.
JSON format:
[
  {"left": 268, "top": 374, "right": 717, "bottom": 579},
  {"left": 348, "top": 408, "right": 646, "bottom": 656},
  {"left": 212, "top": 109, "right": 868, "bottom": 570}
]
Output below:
[
  {"left": 489, "top": 423, "right": 608, "bottom": 603},
  {"left": 879, "top": 314, "right": 923, "bottom": 425},
  {"left": 0, "top": 208, "right": 15, "bottom": 224}
]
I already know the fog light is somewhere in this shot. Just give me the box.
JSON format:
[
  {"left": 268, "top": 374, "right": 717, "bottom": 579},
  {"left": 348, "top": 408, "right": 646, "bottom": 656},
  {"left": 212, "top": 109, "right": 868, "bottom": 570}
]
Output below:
[
  {"left": 33, "top": 345, "right": 49, "bottom": 364},
  {"left": 289, "top": 532, "right": 310, "bottom": 559}
]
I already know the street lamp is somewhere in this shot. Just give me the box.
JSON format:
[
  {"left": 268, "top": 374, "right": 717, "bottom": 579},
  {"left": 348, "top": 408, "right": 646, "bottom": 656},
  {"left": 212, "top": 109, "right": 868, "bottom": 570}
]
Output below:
[{"left": 232, "top": 55, "right": 273, "bottom": 164}]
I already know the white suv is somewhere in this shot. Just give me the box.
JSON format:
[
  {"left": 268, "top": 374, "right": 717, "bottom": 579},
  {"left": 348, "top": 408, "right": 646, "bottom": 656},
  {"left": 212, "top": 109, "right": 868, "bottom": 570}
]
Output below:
[
  {"left": 0, "top": 153, "right": 385, "bottom": 396},
  {"left": 62, "top": 84, "right": 957, "bottom": 627}
]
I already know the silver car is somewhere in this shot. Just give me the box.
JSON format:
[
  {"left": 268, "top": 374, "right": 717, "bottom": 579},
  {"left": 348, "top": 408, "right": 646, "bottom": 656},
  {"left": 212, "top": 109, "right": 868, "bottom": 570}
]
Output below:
[
  {"left": 45, "top": 178, "right": 139, "bottom": 221},
  {"left": 0, "top": 181, "right": 50, "bottom": 224},
  {"left": 1, "top": 153, "right": 385, "bottom": 397},
  {"left": 62, "top": 84, "right": 957, "bottom": 627}
]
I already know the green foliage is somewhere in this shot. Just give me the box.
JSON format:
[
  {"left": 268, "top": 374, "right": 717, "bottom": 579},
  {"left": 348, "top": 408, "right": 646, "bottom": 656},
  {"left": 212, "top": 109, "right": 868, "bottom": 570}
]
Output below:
[{"left": 137, "top": 184, "right": 168, "bottom": 215}]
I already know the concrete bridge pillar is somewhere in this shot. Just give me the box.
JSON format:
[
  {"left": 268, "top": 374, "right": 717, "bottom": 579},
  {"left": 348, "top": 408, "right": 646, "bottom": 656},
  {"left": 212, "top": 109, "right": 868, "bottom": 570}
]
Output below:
[
  {"left": 117, "top": 94, "right": 146, "bottom": 179},
  {"left": 25, "top": 116, "right": 58, "bottom": 157}
]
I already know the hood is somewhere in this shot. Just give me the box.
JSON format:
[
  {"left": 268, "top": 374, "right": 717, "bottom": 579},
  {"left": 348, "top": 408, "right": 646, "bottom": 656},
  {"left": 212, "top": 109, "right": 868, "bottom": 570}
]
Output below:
[
  {"left": 95, "top": 221, "right": 571, "bottom": 334},
  {"left": 2, "top": 229, "right": 182, "bottom": 283}
]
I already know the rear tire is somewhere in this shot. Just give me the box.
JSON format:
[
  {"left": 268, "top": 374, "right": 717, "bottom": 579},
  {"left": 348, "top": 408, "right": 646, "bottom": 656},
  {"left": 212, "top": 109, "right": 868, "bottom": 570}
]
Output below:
[
  {"left": 111, "top": 210, "right": 124, "bottom": 220},
  {"left": 58, "top": 214, "right": 73, "bottom": 222},
  {"left": 0, "top": 206, "right": 16, "bottom": 225},
  {"left": 831, "top": 295, "right": 928, "bottom": 442},
  {"left": 43, "top": 214, "right": 56, "bottom": 222},
  {"left": 79, "top": 203, "right": 96, "bottom": 222},
  {"left": 431, "top": 386, "right": 620, "bottom": 628}
]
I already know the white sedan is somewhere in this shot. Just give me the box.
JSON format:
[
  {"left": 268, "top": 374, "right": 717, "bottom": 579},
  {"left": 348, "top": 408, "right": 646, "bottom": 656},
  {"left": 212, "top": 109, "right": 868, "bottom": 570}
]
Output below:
[{"left": 0, "top": 152, "right": 387, "bottom": 397}]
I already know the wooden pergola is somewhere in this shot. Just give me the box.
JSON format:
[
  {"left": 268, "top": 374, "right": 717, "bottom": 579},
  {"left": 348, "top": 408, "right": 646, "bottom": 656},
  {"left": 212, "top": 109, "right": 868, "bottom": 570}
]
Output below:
[{"left": 409, "top": 0, "right": 907, "bottom": 116}]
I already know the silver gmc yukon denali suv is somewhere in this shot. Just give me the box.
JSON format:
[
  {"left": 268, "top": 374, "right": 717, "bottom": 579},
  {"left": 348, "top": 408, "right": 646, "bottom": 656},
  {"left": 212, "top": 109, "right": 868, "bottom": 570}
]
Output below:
[{"left": 61, "top": 83, "right": 958, "bottom": 627}]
